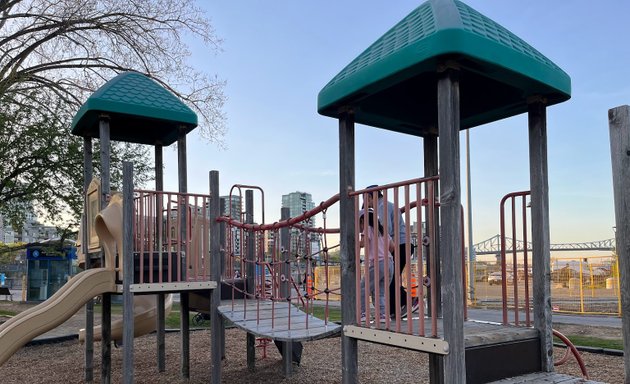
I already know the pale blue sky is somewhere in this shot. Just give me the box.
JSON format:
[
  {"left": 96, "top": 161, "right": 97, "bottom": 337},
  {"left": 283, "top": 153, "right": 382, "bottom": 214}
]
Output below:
[{"left": 161, "top": 1, "right": 628, "bottom": 248}]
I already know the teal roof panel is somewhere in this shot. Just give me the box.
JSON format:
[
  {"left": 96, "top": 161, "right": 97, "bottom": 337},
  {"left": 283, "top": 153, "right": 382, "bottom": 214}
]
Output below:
[
  {"left": 71, "top": 72, "right": 197, "bottom": 145},
  {"left": 317, "top": 0, "right": 571, "bottom": 135}
]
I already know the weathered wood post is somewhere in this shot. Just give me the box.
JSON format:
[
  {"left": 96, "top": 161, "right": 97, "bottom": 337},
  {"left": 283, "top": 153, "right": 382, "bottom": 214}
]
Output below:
[
  {"left": 608, "top": 105, "right": 630, "bottom": 383},
  {"left": 177, "top": 126, "right": 190, "bottom": 378},
  {"left": 528, "top": 98, "right": 553, "bottom": 372},
  {"left": 280, "top": 207, "right": 293, "bottom": 375},
  {"left": 155, "top": 144, "right": 166, "bottom": 372},
  {"left": 99, "top": 116, "right": 112, "bottom": 384},
  {"left": 245, "top": 190, "right": 256, "bottom": 369},
  {"left": 339, "top": 109, "right": 358, "bottom": 384},
  {"left": 209, "top": 170, "right": 223, "bottom": 384},
  {"left": 437, "top": 66, "right": 465, "bottom": 383},
  {"left": 82, "top": 137, "right": 95, "bottom": 382},
  {"left": 122, "top": 161, "right": 135, "bottom": 384}
]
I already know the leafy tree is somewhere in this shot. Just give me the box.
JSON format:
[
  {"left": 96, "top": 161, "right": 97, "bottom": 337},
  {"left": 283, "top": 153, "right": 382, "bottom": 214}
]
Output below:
[{"left": 0, "top": 0, "right": 226, "bottom": 228}]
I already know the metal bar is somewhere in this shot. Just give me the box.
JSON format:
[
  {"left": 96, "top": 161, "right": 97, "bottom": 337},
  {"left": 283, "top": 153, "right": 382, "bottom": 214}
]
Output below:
[{"left": 245, "top": 190, "right": 256, "bottom": 370}]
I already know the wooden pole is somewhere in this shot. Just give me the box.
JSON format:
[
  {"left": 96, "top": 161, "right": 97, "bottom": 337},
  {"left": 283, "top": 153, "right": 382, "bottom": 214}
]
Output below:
[
  {"left": 209, "top": 170, "right": 223, "bottom": 384},
  {"left": 99, "top": 117, "right": 112, "bottom": 384},
  {"left": 122, "top": 162, "right": 135, "bottom": 384},
  {"left": 339, "top": 110, "right": 358, "bottom": 384},
  {"left": 607, "top": 105, "right": 630, "bottom": 382},
  {"left": 424, "top": 134, "right": 444, "bottom": 384},
  {"left": 528, "top": 99, "right": 553, "bottom": 372},
  {"left": 280, "top": 207, "right": 293, "bottom": 375},
  {"left": 245, "top": 190, "right": 256, "bottom": 370},
  {"left": 177, "top": 127, "right": 190, "bottom": 378},
  {"left": 437, "top": 67, "right": 465, "bottom": 383},
  {"left": 155, "top": 144, "right": 166, "bottom": 372},
  {"left": 82, "top": 137, "right": 94, "bottom": 382}
]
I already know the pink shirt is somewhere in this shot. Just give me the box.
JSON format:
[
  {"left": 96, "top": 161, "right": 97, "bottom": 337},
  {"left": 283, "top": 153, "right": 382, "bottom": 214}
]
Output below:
[{"left": 364, "top": 228, "right": 392, "bottom": 265}]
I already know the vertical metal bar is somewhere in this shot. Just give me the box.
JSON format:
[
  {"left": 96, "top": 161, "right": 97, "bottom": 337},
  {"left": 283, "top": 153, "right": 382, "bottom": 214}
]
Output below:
[
  {"left": 528, "top": 99, "right": 553, "bottom": 372},
  {"left": 209, "top": 171, "right": 223, "bottom": 384},
  {"left": 339, "top": 110, "right": 358, "bottom": 383},
  {"left": 438, "top": 67, "right": 465, "bottom": 383},
  {"left": 512, "top": 197, "right": 519, "bottom": 325},
  {"left": 82, "top": 137, "right": 94, "bottom": 383},
  {"left": 500, "top": 198, "right": 508, "bottom": 325},
  {"left": 99, "top": 117, "right": 112, "bottom": 384},
  {"left": 404, "top": 185, "right": 412, "bottom": 332},
  {"left": 522, "top": 195, "right": 531, "bottom": 326},
  {"left": 122, "top": 162, "right": 135, "bottom": 384},
  {"left": 354, "top": 197, "right": 361, "bottom": 324},
  {"left": 416, "top": 182, "right": 424, "bottom": 336}
]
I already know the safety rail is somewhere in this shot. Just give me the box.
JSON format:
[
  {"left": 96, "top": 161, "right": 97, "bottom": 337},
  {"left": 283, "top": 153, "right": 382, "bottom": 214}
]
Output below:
[
  {"left": 500, "top": 190, "right": 532, "bottom": 326},
  {"left": 350, "top": 176, "right": 446, "bottom": 337},
  {"left": 132, "top": 189, "right": 212, "bottom": 284}
]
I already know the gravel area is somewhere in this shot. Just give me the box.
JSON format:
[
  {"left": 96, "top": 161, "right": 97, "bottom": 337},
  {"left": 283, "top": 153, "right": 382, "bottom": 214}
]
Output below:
[
  {"left": 0, "top": 302, "right": 624, "bottom": 383},
  {"left": 0, "top": 327, "right": 624, "bottom": 383}
]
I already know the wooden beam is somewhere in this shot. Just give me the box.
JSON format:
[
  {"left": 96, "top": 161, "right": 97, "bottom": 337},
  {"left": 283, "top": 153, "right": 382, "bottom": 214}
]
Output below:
[
  {"left": 82, "top": 137, "right": 95, "bottom": 382},
  {"left": 155, "top": 144, "right": 166, "bottom": 372},
  {"left": 99, "top": 117, "right": 112, "bottom": 384},
  {"left": 437, "top": 68, "right": 465, "bottom": 383},
  {"left": 177, "top": 127, "right": 190, "bottom": 378},
  {"left": 122, "top": 162, "right": 135, "bottom": 384},
  {"left": 607, "top": 105, "right": 630, "bottom": 381},
  {"left": 245, "top": 190, "right": 256, "bottom": 370},
  {"left": 339, "top": 110, "right": 358, "bottom": 384},
  {"left": 528, "top": 100, "right": 553, "bottom": 372},
  {"left": 209, "top": 170, "right": 223, "bottom": 384}
]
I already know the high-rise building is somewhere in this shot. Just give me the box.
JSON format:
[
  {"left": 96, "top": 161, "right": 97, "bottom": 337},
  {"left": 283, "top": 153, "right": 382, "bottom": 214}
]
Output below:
[
  {"left": 281, "top": 191, "right": 320, "bottom": 259},
  {"left": 220, "top": 195, "right": 242, "bottom": 221}
]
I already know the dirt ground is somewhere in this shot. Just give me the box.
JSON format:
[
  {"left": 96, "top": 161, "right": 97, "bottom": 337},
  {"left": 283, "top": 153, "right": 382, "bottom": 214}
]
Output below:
[{"left": 0, "top": 302, "right": 625, "bottom": 383}]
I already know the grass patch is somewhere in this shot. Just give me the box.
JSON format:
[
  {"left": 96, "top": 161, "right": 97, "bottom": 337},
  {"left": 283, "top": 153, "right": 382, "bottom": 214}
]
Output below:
[
  {"left": 555, "top": 334, "right": 623, "bottom": 350},
  {"left": 0, "top": 309, "right": 16, "bottom": 317},
  {"left": 303, "top": 305, "right": 342, "bottom": 323}
]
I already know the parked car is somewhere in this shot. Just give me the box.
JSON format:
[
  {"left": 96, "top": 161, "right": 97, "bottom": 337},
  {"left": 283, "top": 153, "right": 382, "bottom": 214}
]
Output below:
[{"left": 488, "top": 271, "right": 513, "bottom": 285}]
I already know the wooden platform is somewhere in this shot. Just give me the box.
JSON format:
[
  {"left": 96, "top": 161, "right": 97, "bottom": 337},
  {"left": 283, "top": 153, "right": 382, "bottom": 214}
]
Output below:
[
  {"left": 218, "top": 300, "right": 342, "bottom": 342},
  {"left": 486, "top": 372, "right": 605, "bottom": 383}
]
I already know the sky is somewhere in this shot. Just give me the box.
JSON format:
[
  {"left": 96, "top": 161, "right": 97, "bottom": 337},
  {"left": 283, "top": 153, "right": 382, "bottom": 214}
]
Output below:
[{"left": 159, "top": 1, "right": 629, "bottom": 252}]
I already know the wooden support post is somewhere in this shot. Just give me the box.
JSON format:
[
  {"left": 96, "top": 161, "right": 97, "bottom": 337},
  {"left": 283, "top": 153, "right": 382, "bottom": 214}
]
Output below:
[
  {"left": 219, "top": 197, "right": 227, "bottom": 360},
  {"left": 155, "top": 144, "right": 166, "bottom": 372},
  {"left": 245, "top": 190, "right": 256, "bottom": 370},
  {"left": 528, "top": 99, "right": 553, "bottom": 372},
  {"left": 607, "top": 105, "right": 630, "bottom": 381},
  {"left": 177, "top": 127, "right": 190, "bottom": 378},
  {"left": 122, "top": 162, "right": 135, "bottom": 384},
  {"left": 437, "top": 67, "right": 465, "bottom": 383},
  {"left": 99, "top": 117, "right": 112, "bottom": 384},
  {"left": 210, "top": 170, "right": 223, "bottom": 384},
  {"left": 339, "top": 110, "right": 358, "bottom": 384},
  {"left": 82, "top": 137, "right": 95, "bottom": 383},
  {"left": 424, "top": 134, "right": 444, "bottom": 384},
  {"left": 280, "top": 207, "right": 293, "bottom": 375}
]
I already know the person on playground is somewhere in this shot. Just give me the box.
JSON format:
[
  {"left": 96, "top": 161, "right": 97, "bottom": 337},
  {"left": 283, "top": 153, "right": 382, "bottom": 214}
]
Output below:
[
  {"left": 365, "top": 185, "right": 418, "bottom": 317},
  {"left": 358, "top": 208, "right": 394, "bottom": 322}
]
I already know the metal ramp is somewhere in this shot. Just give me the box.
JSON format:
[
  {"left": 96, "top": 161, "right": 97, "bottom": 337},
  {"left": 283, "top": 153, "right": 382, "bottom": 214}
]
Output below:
[{"left": 218, "top": 300, "right": 341, "bottom": 342}]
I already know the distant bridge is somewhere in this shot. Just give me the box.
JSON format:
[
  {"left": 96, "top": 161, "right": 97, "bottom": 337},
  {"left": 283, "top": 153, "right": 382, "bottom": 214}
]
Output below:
[{"left": 472, "top": 235, "right": 615, "bottom": 256}]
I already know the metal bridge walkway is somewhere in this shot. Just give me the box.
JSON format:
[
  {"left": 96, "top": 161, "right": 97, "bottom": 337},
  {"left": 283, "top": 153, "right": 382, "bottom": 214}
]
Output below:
[{"left": 218, "top": 300, "right": 342, "bottom": 342}]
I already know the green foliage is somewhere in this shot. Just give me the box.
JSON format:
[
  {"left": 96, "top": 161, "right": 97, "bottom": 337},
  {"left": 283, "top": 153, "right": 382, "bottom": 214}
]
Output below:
[{"left": 0, "top": 0, "right": 226, "bottom": 229}]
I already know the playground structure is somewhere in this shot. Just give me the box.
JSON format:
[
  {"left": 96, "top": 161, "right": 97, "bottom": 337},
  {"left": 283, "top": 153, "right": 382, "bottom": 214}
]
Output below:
[{"left": 3, "top": 0, "right": 630, "bottom": 383}]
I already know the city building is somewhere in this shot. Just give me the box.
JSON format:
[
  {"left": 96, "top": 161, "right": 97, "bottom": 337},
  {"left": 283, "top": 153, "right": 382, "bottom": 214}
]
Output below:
[{"left": 281, "top": 191, "right": 320, "bottom": 260}]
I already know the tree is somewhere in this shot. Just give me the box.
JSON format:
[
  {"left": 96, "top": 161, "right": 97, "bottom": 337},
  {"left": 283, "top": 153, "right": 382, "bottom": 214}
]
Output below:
[{"left": 0, "top": 0, "right": 226, "bottom": 228}]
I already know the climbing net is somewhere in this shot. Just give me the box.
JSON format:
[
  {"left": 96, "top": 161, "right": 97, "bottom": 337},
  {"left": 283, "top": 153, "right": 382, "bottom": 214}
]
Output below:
[{"left": 217, "top": 185, "right": 341, "bottom": 327}]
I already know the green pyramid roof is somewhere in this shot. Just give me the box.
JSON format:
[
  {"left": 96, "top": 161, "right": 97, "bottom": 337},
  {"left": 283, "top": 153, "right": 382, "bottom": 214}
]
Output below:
[
  {"left": 71, "top": 72, "right": 197, "bottom": 145},
  {"left": 318, "top": 0, "right": 571, "bottom": 135}
]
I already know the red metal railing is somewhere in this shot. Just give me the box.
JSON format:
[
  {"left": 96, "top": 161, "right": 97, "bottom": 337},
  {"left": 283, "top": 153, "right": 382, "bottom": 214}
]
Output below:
[
  {"left": 499, "top": 190, "right": 531, "bottom": 326},
  {"left": 132, "top": 190, "right": 212, "bottom": 284}
]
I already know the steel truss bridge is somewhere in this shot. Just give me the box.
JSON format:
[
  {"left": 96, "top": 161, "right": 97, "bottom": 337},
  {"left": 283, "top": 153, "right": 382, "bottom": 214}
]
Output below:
[{"left": 472, "top": 235, "right": 615, "bottom": 256}]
